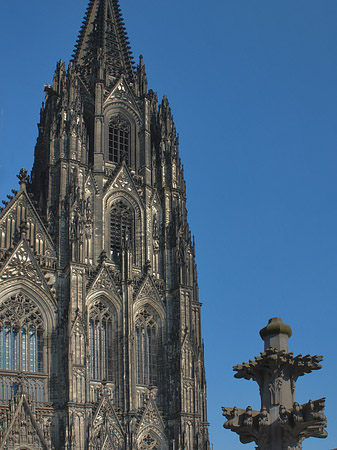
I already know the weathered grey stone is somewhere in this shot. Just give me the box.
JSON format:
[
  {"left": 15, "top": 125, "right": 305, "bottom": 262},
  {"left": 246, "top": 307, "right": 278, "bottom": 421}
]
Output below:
[
  {"left": 0, "top": 1, "right": 209, "bottom": 449},
  {"left": 222, "top": 318, "right": 327, "bottom": 450}
]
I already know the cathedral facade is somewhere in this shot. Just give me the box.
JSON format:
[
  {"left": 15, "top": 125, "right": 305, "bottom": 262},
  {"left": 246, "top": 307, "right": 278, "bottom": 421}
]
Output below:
[{"left": 0, "top": 1, "right": 209, "bottom": 449}]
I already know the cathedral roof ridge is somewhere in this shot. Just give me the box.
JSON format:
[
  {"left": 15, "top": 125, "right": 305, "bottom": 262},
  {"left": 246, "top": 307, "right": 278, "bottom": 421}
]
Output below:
[{"left": 72, "top": 0, "right": 135, "bottom": 83}]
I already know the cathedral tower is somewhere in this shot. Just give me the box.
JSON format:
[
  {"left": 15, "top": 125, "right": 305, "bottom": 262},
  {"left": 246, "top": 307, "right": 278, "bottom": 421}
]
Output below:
[{"left": 0, "top": 1, "right": 209, "bottom": 449}]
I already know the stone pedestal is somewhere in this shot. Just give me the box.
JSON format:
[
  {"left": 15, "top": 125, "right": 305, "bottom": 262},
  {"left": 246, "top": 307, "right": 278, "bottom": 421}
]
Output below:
[{"left": 222, "top": 318, "right": 327, "bottom": 450}]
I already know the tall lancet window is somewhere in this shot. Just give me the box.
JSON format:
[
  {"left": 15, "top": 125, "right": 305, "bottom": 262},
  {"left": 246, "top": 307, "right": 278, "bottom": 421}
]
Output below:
[
  {"left": 0, "top": 294, "right": 44, "bottom": 373},
  {"left": 108, "top": 115, "right": 130, "bottom": 165},
  {"left": 135, "top": 309, "right": 158, "bottom": 386},
  {"left": 110, "top": 200, "right": 134, "bottom": 263},
  {"left": 89, "top": 300, "right": 114, "bottom": 381}
]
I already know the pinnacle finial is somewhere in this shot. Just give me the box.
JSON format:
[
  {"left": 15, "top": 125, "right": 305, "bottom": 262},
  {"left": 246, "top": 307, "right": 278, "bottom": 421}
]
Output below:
[
  {"left": 99, "top": 250, "right": 108, "bottom": 265},
  {"left": 223, "top": 319, "right": 327, "bottom": 448},
  {"left": 260, "top": 317, "right": 292, "bottom": 351},
  {"left": 145, "top": 260, "right": 151, "bottom": 273},
  {"left": 17, "top": 168, "right": 29, "bottom": 187}
]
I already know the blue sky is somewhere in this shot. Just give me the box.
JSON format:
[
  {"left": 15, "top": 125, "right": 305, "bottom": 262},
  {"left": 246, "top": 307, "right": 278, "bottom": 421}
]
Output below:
[{"left": 1, "top": 1, "right": 337, "bottom": 449}]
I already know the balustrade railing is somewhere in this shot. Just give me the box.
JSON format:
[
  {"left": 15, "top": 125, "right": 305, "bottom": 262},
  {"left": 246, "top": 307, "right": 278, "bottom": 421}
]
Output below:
[{"left": 0, "top": 372, "right": 47, "bottom": 406}]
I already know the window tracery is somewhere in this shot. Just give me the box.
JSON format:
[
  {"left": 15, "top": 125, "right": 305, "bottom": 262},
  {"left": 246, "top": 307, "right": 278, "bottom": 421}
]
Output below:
[
  {"left": 135, "top": 309, "right": 158, "bottom": 386},
  {"left": 110, "top": 200, "right": 134, "bottom": 263},
  {"left": 0, "top": 293, "right": 44, "bottom": 373},
  {"left": 138, "top": 434, "right": 159, "bottom": 450},
  {"left": 108, "top": 116, "right": 130, "bottom": 165},
  {"left": 89, "top": 300, "right": 114, "bottom": 381}
]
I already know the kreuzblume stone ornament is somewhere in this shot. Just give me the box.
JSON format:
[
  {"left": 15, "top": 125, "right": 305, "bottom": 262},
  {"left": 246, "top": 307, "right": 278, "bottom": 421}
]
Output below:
[{"left": 222, "top": 317, "right": 327, "bottom": 450}]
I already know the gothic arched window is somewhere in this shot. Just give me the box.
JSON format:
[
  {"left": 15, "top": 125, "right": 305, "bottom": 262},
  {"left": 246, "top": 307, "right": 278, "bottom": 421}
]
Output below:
[
  {"left": 135, "top": 309, "right": 158, "bottom": 386},
  {"left": 89, "top": 300, "right": 114, "bottom": 381},
  {"left": 110, "top": 200, "right": 134, "bottom": 263},
  {"left": 108, "top": 116, "right": 130, "bottom": 165},
  {"left": 0, "top": 294, "right": 44, "bottom": 373}
]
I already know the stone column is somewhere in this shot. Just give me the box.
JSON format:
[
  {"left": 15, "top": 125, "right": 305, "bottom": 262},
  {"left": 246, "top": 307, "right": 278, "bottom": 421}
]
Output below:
[{"left": 222, "top": 318, "right": 327, "bottom": 450}]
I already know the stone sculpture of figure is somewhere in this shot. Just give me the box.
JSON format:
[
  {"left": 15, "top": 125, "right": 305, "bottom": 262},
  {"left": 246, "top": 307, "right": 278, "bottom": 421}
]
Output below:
[
  {"left": 305, "top": 398, "right": 326, "bottom": 422},
  {"left": 47, "top": 208, "right": 56, "bottom": 235},
  {"left": 243, "top": 406, "right": 253, "bottom": 427},
  {"left": 153, "top": 214, "right": 158, "bottom": 238},
  {"left": 71, "top": 168, "right": 77, "bottom": 197},
  {"left": 222, "top": 406, "right": 239, "bottom": 427},
  {"left": 292, "top": 402, "right": 303, "bottom": 423},
  {"left": 258, "top": 407, "right": 269, "bottom": 427},
  {"left": 70, "top": 211, "right": 78, "bottom": 240},
  {"left": 279, "top": 405, "right": 288, "bottom": 425},
  {"left": 86, "top": 196, "right": 92, "bottom": 220}
]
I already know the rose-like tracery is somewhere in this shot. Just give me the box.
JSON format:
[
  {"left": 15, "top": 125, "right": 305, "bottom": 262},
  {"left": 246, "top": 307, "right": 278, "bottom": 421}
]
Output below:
[{"left": 138, "top": 434, "right": 159, "bottom": 450}]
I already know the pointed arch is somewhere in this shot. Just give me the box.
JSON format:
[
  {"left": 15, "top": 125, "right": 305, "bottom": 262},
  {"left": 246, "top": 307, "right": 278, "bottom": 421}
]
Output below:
[
  {"left": 0, "top": 281, "right": 55, "bottom": 405},
  {"left": 137, "top": 428, "right": 168, "bottom": 450},
  {"left": 0, "top": 293, "right": 44, "bottom": 373},
  {"left": 108, "top": 114, "right": 130, "bottom": 165},
  {"left": 71, "top": 313, "right": 86, "bottom": 367},
  {"left": 133, "top": 296, "right": 166, "bottom": 328},
  {"left": 109, "top": 198, "right": 134, "bottom": 263},
  {"left": 182, "top": 338, "right": 194, "bottom": 380},
  {"left": 133, "top": 303, "right": 163, "bottom": 387},
  {"left": 0, "top": 280, "right": 56, "bottom": 331},
  {"left": 104, "top": 190, "right": 144, "bottom": 267},
  {"left": 87, "top": 296, "right": 117, "bottom": 382},
  {"left": 104, "top": 100, "right": 141, "bottom": 171}
]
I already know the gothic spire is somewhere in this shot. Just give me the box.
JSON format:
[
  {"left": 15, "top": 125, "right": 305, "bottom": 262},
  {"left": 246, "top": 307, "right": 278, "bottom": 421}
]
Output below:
[{"left": 72, "top": 0, "right": 135, "bottom": 82}]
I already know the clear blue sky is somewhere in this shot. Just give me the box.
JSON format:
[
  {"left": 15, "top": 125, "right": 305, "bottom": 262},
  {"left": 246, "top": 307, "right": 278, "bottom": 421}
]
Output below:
[{"left": 1, "top": 1, "right": 337, "bottom": 449}]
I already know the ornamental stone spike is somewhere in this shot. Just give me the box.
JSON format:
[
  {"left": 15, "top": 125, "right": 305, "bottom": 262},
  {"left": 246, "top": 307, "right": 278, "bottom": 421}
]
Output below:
[{"left": 222, "top": 317, "right": 327, "bottom": 450}]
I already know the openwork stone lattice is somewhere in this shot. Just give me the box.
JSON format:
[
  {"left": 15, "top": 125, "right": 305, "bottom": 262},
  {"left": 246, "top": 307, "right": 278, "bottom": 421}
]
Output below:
[
  {"left": 138, "top": 433, "right": 159, "bottom": 450},
  {"left": 0, "top": 293, "right": 44, "bottom": 373},
  {"left": 0, "top": 293, "right": 43, "bottom": 329}
]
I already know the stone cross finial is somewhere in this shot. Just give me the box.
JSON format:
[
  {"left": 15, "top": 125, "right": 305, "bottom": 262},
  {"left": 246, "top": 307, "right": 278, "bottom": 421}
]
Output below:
[{"left": 222, "top": 318, "right": 327, "bottom": 450}]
